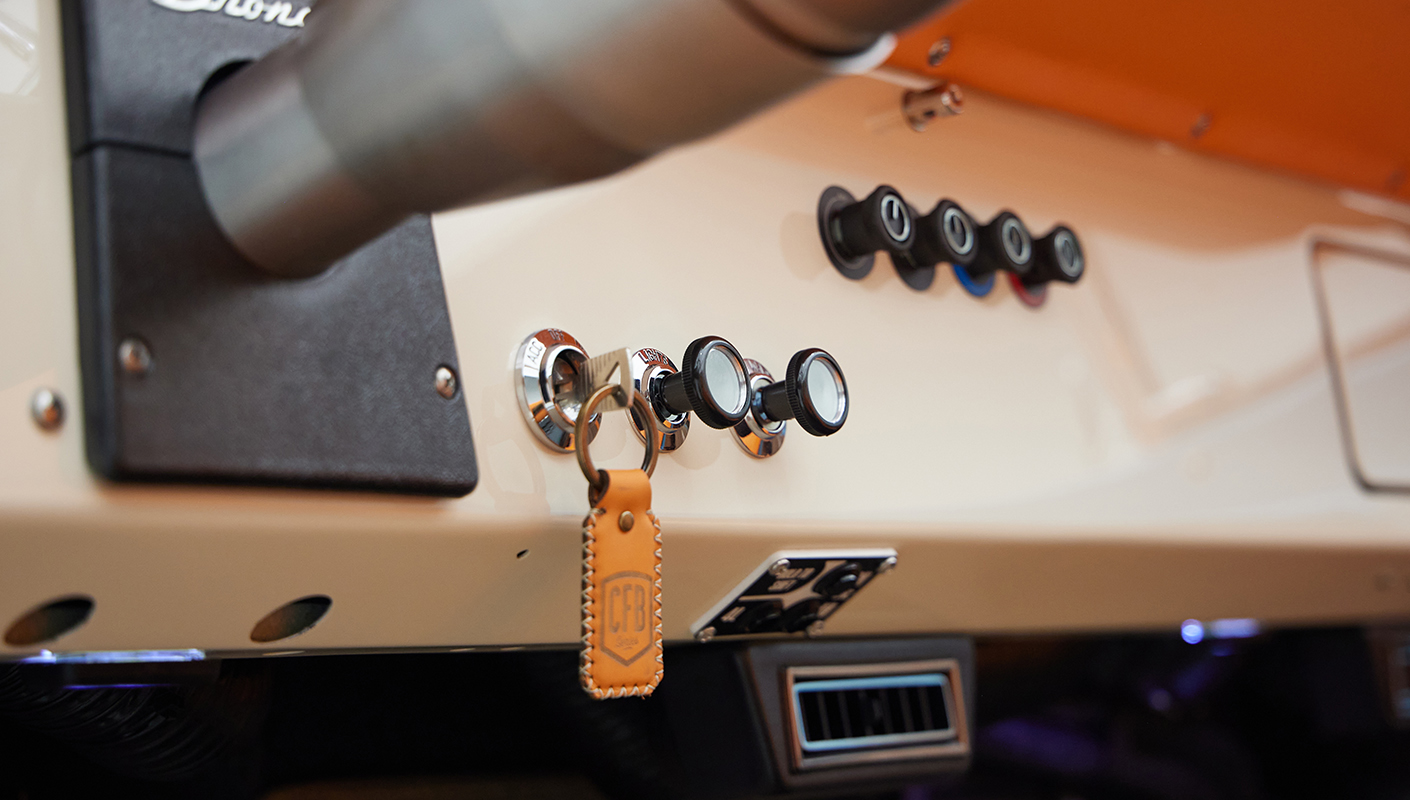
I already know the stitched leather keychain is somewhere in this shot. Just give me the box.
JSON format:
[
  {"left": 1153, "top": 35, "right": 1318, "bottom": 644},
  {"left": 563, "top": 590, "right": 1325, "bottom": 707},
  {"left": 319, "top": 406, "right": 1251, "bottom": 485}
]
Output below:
[{"left": 574, "top": 383, "right": 663, "bottom": 699}]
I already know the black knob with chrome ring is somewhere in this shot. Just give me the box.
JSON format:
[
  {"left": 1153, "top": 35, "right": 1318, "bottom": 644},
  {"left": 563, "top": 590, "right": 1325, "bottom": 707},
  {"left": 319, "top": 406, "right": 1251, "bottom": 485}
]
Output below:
[
  {"left": 893, "top": 198, "right": 980, "bottom": 290},
  {"left": 817, "top": 185, "right": 915, "bottom": 280},
  {"left": 754, "top": 348, "right": 849, "bottom": 437},
  {"left": 656, "top": 336, "right": 751, "bottom": 429},
  {"left": 967, "top": 210, "right": 1035, "bottom": 281},
  {"left": 1023, "top": 225, "right": 1084, "bottom": 287}
]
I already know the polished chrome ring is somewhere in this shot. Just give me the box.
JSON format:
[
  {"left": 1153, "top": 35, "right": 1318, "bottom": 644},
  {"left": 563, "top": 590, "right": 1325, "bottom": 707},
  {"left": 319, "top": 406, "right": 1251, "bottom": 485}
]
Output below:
[
  {"left": 515, "top": 329, "right": 600, "bottom": 453},
  {"left": 733, "top": 360, "right": 786, "bottom": 458},
  {"left": 1000, "top": 217, "right": 1032, "bottom": 265},
  {"left": 576, "top": 384, "right": 660, "bottom": 492},
  {"left": 629, "top": 348, "right": 689, "bottom": 452}
]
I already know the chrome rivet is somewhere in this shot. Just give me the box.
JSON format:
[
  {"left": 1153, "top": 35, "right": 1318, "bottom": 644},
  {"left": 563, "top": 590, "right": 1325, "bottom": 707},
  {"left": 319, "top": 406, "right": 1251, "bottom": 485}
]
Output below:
[
  {"left": 118, "top": 338, "right": 152, "bottom": 376},
  {"left": 695, "top": 626, "right": 716, "bottom": 643},
  {"left": 927, "top": 36, "right": 951, "bottom": 67},
  {"left": 30, "top": 388, "right": 64, "bottom": 431},
  {"left": 434, "top": 365, "right": 458, "bottom": 399},
  {"left": 876, "top": 556, "right": 898, "bottom": 575},
  {"left": 618, "top": 511, "right": 635, "bottom": 532},
  {"left": 769, "top": 558, "right": 791, "bottom": 578}
]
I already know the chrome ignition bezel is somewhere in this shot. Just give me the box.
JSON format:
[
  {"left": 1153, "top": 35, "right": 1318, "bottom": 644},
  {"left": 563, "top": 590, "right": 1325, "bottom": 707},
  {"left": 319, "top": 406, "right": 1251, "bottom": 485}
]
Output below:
[
  {"left": 733, "top": 359, "right": 786, "bottom": 459},
  {"left": 629, "top": 347, "right": 689, "bottom": 452},
  {"left": 515, "top": 328, "right": 599, "bottom": 453}
]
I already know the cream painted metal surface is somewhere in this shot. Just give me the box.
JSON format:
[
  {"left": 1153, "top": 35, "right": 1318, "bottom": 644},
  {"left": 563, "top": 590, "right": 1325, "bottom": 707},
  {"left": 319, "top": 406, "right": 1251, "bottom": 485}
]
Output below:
[
  {"left": 3, "top": 0, "right": 1410, "bottom": 657},
  {"left": 1316, "top": 244, "right": 1410, "bottom": 489}
]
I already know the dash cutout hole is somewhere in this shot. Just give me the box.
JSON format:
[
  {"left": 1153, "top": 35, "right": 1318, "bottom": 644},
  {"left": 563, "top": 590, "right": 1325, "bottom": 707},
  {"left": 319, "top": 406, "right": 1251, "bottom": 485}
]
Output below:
[
  {"left": 250, "top": 595, "right": 332, "bottom": 643},
  {"left": 516, "top": 549, "right": 530, "bottom": 559},
  {"left": 4, "top": 595, "right": 95, "bottom": 646}
]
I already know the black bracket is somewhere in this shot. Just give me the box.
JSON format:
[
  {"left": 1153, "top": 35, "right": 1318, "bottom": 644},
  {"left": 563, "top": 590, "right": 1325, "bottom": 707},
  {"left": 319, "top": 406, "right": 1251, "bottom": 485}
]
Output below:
[{"left": 61, "top": 0, "right": 477, "bottom": 495}]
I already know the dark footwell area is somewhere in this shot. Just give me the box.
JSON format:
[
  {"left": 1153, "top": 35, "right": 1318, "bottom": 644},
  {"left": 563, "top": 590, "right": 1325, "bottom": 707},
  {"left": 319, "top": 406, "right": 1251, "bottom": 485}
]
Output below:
[{"left": 1, "top": 628, "right": 1407, "bottom": 800}]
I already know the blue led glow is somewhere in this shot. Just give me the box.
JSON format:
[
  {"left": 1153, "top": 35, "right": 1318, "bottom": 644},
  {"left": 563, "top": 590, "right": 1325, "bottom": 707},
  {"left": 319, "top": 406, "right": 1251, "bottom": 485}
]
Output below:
[
  {"left": 1209, "top": 618, "right": 1260, "bottom": 639},
  {"left": 1180, "top": 619, "right": 1205, "bottom": 644},
  {"left": 18, "top": 649, "right": 205, "bottom": 665}
]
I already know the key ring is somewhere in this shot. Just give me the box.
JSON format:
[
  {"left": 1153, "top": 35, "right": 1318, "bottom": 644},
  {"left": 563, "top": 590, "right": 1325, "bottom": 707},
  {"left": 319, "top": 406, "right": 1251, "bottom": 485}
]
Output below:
[{"left": 576, "top": 383, "right": 660, "bottom": 496}]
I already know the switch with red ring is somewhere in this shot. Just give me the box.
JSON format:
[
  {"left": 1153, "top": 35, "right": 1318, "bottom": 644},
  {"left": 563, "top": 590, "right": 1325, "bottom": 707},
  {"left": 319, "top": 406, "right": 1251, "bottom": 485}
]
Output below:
[{"left": 1007, "top": 225, "right": 1085, "bottom": 308}]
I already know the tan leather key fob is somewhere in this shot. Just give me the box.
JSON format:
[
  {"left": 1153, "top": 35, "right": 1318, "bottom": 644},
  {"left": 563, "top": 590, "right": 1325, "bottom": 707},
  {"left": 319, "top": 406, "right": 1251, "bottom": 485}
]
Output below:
[
  {"left": 574, "top": 384, "right": 663, "bottom": 699},
  {"left": 580, "top": 469, "right": 662, "bottom": 698}
]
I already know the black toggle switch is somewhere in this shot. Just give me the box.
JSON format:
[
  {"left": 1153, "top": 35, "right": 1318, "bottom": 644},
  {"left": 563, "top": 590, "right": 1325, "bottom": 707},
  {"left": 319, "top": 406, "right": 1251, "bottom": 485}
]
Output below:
[
  {"left": 1022, "top": 226, "right": 1085, "bottom": 287},
  {"left": 754, "top": 348, "right": 849, "bottom": 437},
  {"left": 967, "top": 210, "right": 1035, "bottom": 281},
  {"left": 781, "top": 598, "right": 823, "bottom": 633},
  {"left": 813, "top": 563, "right": 862, "bottom": 598},
  {"left": 817, "top": 185, "right": 915, "bottom": 280},
  {"left": 740, "top": 600, "right": 784, "bottom": 633},
  {"left": 893, "top": 199, "right": 980, "bottom": 290},
  {"left": 656, "top": 336, "right": 751, "bottom": 429}
]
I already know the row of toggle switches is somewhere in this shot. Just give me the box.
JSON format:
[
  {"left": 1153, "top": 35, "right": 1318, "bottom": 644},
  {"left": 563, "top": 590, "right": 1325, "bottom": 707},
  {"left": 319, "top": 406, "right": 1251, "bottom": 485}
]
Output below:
[
  {"left": 817, "top": 185, "right": 1085, "bottom": 307},
  {"left": 515, "top": 330, "right": 849, "bottom": 459}
]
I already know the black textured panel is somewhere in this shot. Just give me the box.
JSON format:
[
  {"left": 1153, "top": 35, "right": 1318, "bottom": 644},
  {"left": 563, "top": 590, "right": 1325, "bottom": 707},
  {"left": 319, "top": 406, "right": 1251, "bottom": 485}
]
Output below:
[
  {"left": 73, "top": 146, "right": 478, "bottom": 495},
  {"left": 61, "top": 0, "right": 306, "bottom": 155}
]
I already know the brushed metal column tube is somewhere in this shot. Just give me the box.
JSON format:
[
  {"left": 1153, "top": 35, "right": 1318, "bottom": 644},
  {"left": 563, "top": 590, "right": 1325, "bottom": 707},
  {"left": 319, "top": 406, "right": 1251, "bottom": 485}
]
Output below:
[{"left": 194, "top": 0, "right": 949, "bottom": 277}]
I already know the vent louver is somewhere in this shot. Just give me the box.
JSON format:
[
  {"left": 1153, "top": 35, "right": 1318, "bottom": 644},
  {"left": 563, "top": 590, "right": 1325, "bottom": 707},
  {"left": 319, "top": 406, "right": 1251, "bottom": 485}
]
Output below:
[
  {"left": 785, "top": 660, "right": 968, "bottom": 770},
  {"left": 795, "top": 673, "right": 953, "bottom": 752},
  {"left": 794, "top": 673, "right": 954, "bottom": 752}
]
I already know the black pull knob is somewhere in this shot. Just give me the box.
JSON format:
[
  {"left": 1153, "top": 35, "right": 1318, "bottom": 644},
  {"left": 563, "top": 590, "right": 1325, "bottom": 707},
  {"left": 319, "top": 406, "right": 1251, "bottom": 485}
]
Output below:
[
  {"left": 657, "top": 336, "right": 750, "bottom": 429},
  {"left": 755, "top": 348, "right": 849, "bottom": 437},
  {"left": 967, "top": 210, "right": 1034, "bottom": 281},
  {"left": 818, "top": 185, "right": 915, "bottom": 280},
  {"left": 1023, "top": 226, "right": 1084, "bottom": 286}
]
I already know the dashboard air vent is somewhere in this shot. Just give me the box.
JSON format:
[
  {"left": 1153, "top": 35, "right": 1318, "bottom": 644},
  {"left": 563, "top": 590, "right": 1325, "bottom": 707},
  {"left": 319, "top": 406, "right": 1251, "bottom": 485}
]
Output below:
[{"left": 785, "top": 660, "right": 968, "bottom": 770}]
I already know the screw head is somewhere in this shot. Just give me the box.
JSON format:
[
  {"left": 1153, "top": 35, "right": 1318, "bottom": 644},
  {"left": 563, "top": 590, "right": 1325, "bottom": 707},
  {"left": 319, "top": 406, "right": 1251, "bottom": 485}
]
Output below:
[
  {"left": 769, "top": 558, "right": 791, "bottom": 578},
  {"left": 877, "top": 556, "right": 898, "bottom": 575},
  {"left": 118, "top": 338, "right": 152, "bottom": 376},
  {"left": 927, "top": 37, "right": 951, "bottom": 67},
  {"left": 618, "top": 511, "right": 635, "bottom": 532},
  {"left": 30, "top": 388, "right": 64, "bottom": 431},
  {"left": 434, "top": 366, "right": 458, "bottom": 399},
  {"left": 1190, "top": 113, "right": 1212, "bottom": 139},
  {"left": 695, "top": 626, "right": 716, "bottom": 644}
]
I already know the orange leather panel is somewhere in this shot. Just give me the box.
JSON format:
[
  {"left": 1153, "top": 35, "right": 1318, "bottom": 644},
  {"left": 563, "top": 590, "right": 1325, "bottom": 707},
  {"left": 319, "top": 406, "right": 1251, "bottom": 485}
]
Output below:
[
  {"left": 579, "top": 470, "right": 663, "bottom": 699},
  {"left": 890, "top": 0, "right": 1410, "bottom": 201}
]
